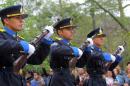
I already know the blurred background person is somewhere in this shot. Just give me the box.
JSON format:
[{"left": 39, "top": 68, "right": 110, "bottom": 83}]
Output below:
[
  {"left": 31, "top": 72, "right": 45, "bottom": 86},
  {"left": 124, "top": 66, "right": 130, "bottom": 85},
  {"left": 76, "top": 68, "right": 88, "bottom": 86},
  {"left": 105, "top": 71, "right": 114, "bottom": 86},
  {"left": 113, "top": 66, "right": 124, "bottom": 86}
]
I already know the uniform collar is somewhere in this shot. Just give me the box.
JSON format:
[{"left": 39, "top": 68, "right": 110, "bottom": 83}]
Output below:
[
  {"left": 4, "top": 26, "right": 17, "bottom": 37},
  {"left": 93, "top": 44, "right": 102, "bottom": 52},
  {"left": 61, "top": 38, "right": 70, "bottom": 44},
  {"left": 58, "top": 37, "right": 70, "bottom": 45}
]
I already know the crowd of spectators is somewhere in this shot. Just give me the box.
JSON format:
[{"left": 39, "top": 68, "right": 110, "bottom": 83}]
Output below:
[{"left": 24, "top": 62, "right": 130, "bottom": 86}]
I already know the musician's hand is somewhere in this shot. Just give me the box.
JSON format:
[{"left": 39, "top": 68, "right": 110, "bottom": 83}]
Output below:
[
  {"left": 19, "top": 40, "right": 35, "bottom": 56},
  {"left": 116, "top": 46, "right": 124, "bottom": 56},
  {"left": 44, "top": 25, "right": 54, "bottom": 39},
  {"left": 86, "top": 38, "right": 93, "bottom": 47},
  {"left": 77, "top": 48, "right": 83, "bottom": 59},
  {"left": 28, "top": 44, "right": 35, "bottom": 57}
]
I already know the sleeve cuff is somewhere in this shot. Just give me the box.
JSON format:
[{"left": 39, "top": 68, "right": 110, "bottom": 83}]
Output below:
[
  {"left": 42, "top": 38, "right": 53, "bottom": 45},
  {"left": 115, "top": 55, "right": 123, "bottom": 62}
]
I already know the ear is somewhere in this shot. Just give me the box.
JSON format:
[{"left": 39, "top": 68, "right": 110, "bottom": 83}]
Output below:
[
  {"left": 57, "top": 29, "right": 63, "bottom": 35},
  {"left": 3, "top": 18, "right": 10, "bottom": 25},
  {"left": 92, "top": 38, "right": 96, "bottom": 44}
]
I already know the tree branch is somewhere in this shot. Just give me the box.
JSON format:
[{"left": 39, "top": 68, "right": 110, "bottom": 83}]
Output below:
[
  {"left": 123, "top": 4, "right": 130, "bottom": 9},
  {"left": 92, "top": 0, "right": 128, "bottom": 32}
]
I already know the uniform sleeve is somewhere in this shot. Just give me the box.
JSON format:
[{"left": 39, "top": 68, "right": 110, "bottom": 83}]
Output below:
[
  {"left": 109, "top": 55, "right": 122, "bottom": 71},
  {"left": 76, "top": 52, "right": 87, "bottom": 68},
  {"left": 76, "top": 47, "right": 92, "bottom": 68},
  {"left": 50, "top": 42, "right": 74, "bottom": 57},
  {"left": 0, "top": 33, "right": 22, "bottom": 53},
  {"left": 76, "top": 46, "right": 103, "bottom": 68},
  {"left": 27, "top": 40, "right": 51, "bottom": 65}
]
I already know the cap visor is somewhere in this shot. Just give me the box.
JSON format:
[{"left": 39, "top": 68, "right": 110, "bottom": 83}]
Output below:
[
  {"left": 7, "top": 13, "right": 28, "bottom": 18},
  {"left": 97, "top": 34, "right": 106, "bottom": 37},
  {"left": 21, "top": 14, "right": 28, "bottom": 19},
  {"left": 60, "top": 25, "right": 77, "bottom": 29}
]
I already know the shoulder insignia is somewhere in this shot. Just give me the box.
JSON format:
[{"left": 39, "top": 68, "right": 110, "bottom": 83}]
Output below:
[
  {"left": 55, "top": 37, "right": 62, "bottom": 41},
  {"left": 18, "top": 35, "right": 24, "bottom": 40},
  {"left": 0, "top": 28, "right": 5, "bottom": 32}
]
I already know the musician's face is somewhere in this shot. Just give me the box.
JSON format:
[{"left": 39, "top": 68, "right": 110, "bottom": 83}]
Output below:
[
  {"left": 93, "top": 35, "right": 105, "bottom": 47},
  {"left": 58, "top": 27, "right": 75, "bottom": 40},
  {"left": 3, "top": 16, "right": 24, "bottom": 32}
]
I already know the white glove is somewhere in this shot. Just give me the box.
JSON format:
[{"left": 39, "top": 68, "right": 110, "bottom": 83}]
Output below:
[
  {"left": 44, "top": 25, "right": 54, "bottom": 39},
  {"left": 110, "top": 54, "right": 116, "bottom": 62},
  {"left": 86, "top": 38, "right": 93, "bottom": 47},
  {"left": 116, "top": 46, "right": 124, "bottom": 56},
  {"left": 77, "top": 48, "right": 83, "bottom": 59},
  {"left": 27, "top": 44, "right": 35, "bottom": 58}
]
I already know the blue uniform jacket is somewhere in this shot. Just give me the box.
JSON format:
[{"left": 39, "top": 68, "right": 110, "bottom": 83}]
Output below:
[
  {"left": 0, "top": 26, "right": 51, "bottom": 67},
  {"left": 76, "top": 45, "right": 122, "bottom": 74},
  {"left": 50, "top": 38, "right": 76, "bottom": 69}
]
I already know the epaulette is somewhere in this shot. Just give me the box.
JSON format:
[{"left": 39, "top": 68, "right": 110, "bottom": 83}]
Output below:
[
  {"left": 54, "top": 37, "right": 62, "bottom": 41},
  {"left": 18, "top": 35, "right": 24, "bottom": 40},
  {"left": 0, "top": 28, "right": 5, "bottom": 32}
]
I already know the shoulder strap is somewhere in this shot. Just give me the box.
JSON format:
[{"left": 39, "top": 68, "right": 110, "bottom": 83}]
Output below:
[
  {"left": 0, "top": 27, "right": 5, "bottom": 32},
  {"left": 17, "top": 35, "right": 24, "bottom": 40}
]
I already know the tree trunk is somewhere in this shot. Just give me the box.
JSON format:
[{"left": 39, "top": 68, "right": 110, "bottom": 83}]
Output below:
[
  {"left": 90, "top": 0, "right": 96, "bottom": 29},
  {"left": 118, "top": 0, "right": 125, "bottom": 18},
  {"left": 59, "top": 0, "right": 63, "bottom": 17}
]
